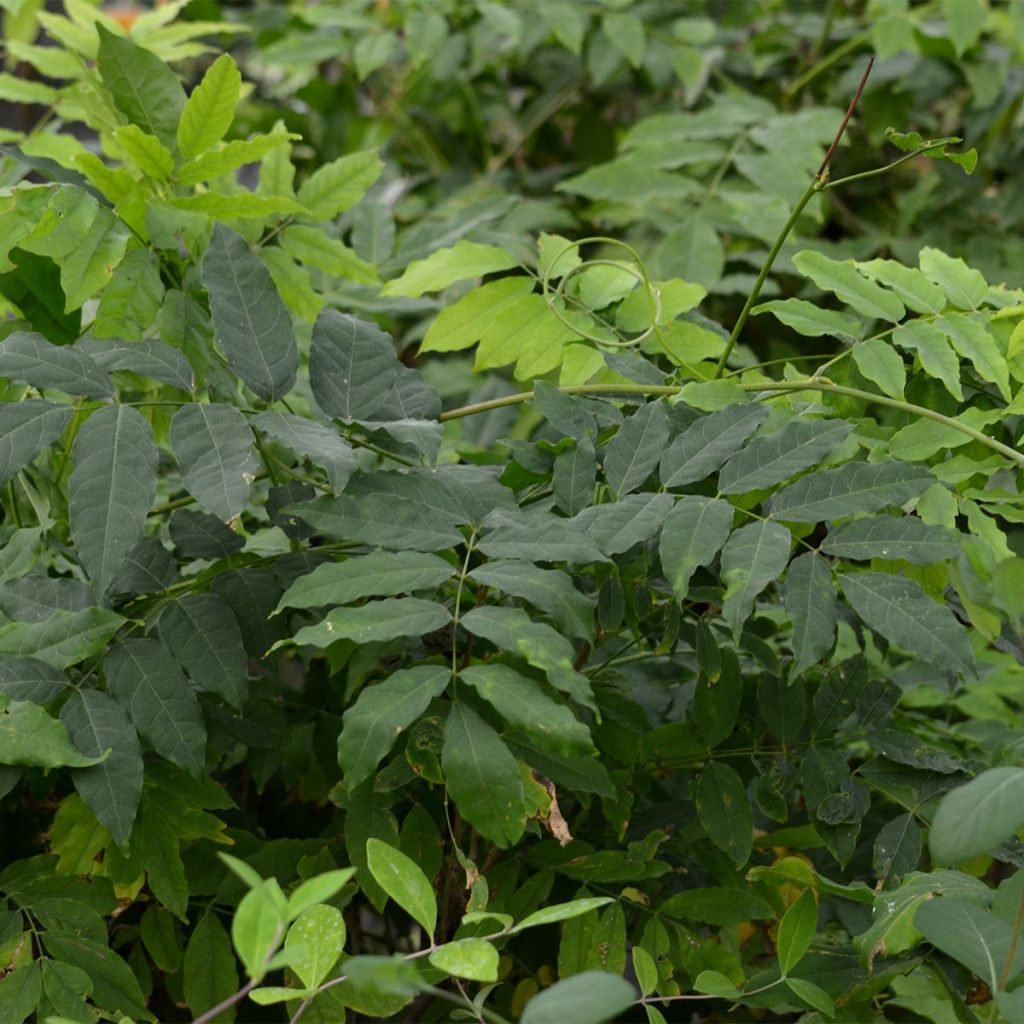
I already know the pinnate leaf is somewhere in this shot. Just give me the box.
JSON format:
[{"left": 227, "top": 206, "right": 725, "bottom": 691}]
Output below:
[
  {"left": 792, "top": 250, "right": 905, "bottom": 323},
  {"left": 382, "top": 241, "right": 518, "bottom": 299},
  {"left": 178, "top": 52, "right": 240, "bottom": 158},
  {"left": 720, "top": 521, "right": 791, "bottom": 638},
  {"left": 0, "top": 400, "right": 72, "bottom": 485},
  {"left": 366, "top": 839, "right": 437, "bottom": 939}
]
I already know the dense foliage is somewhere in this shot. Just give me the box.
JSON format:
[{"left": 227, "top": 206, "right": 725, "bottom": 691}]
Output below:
[{"left": 1, "top": 2, "right": 1024, "bottom": 1022}]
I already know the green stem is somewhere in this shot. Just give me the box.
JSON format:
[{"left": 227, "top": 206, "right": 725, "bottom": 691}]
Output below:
[
  {"left": 822, "top": 141, "right": 958, "bottom": 191},
  {"left": 783, "top": 30, "right": 871, "bottom": 100},
  {"left": 438, "top": 380, "right": 1024, "bottom": 468},
  {"left": 713, "top": 179, "right": 819, "bottom": 377}
]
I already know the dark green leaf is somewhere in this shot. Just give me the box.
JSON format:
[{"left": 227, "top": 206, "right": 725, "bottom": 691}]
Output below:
[
  {"left": 696, "top": 762, "right": 753, "bottom": 867},
  {"left": 660, "top": 403, "right": 768, "bottom": 488},
  {"left": 604, "top": 400, "right": 670, "bottom": 496},
  {"left": 202, "top": 223, "right": 299, "bottom": 402},
  {"left": 287, "top": 598, "right": 452, "bottom": 648},
  {"left": 478, "top": 511, "right": 609, "bottom": 565},
  {"left": 571, "top": 492, "right": 673, "bottom": 557},
  {"left": 0, "top": 331, "right": 111, "bottom": 397},
  {"left": 108, "top": 536, "right": 177, "bottom": 596},
  {"left": 0, "top": 607, "right": 123, "bottom": 669},
  {"left": 250, "top": 411, "right": 357, "bottom": 492},
  {"left": 658, "top": 496, "right": 734, "bottom": 602},
  {"left": 76, "top": 336, "right": 193, "bottom": 392},
  {"left": 0, "top": 400, "right": 72, "bottom": 485},
  {"left": 0, "top": 575, "right": 94, "bottom": 623},
  {"left": 822, "top": 515, "right": 960, "bottom": 564},
  {"left": 171, "top": 403, "right": 257, "bottom": 522},
  {"left": 841, "top": 572, "right": 975, "bottom": 678},
  {"left": 873, "top": 814, "right": 922, "bottom": 885},
  {"left": 553, "top": 440, "right": 596, "bottom": 515},
  {"left": 533, "top": 381, "right": 596, "bottom": 440},
  {"left": 662, "top": 887, "right": 773, "bottom": 925},
  {"left": 105, "top": 639, "right": 207, "bottom": 776},
  {"left": 784, "top": 552, "right": 836, "bottom": 678},
  {"left": 442, "top": 703, "right": 525, "bottom": 848},
  {"left": 183, "top": 911, "right": 238, "bottom": 1023},
  {"left": 777, "top": 888, "right": 817, "bottom": 974},
  {"left": 691, "top": 650, "right": 742, "bottom": 747},
  {"left": 70, "top": 404, "right": 158, "bottom": 593},
  {"left": 720, "top": 521, "right": 791, "bottom": 639},
  {"left": 0, "top": 655, "right": 67, "bottom": 704},
  {"left": 757, "top": 674, "right": 806, "bottom": 745},
  {"left": 168, "top": 509, "right": 245, "bottom": 560},
  {"left": 0, "top": 248, "right": 80, "bottom": 344}
]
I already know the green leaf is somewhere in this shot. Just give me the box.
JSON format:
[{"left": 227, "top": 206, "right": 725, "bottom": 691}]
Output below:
[
  {"left": 168, "top": 509, "right": 244, "bottom": 561},
  {"left": 662, "top": 888, "right": 774, "bottom": 926},
  {"left": 930, "top": 768, "right": 1024, "bottom": 864},
  {"left": 572, "top": 492, "right": 673, "bottom": 559},
  {"left": 250, "top": 411, "right": 357, "bottom": 492},
  {"left": 696, "top": 762, "right": 753, "bottom": 867},
  {"left": 604, "top": 401, "right": 670, "bottom": 496},
  {"left": 296, "top": 149, "right": 383, "bottom": 221},
  {"left": 309, "top": 309, "right": 398, "bottom": 422},
  {"left": 177, "top": 52, "right": 241, "bottom": 158},
  {"left": 752, "top": 298, "right": 862, "bottom": 340},
  {"left": 442, "top": 703, "right": 525, "bottom": 848},
  {"left": 113, "top": 124, "right": 173, "bottom": 179},
  {"left": 42, "top": 931, "right": 150, "bottom": 1022},
  {"left": 158, "top": 594, "right": 248, "bottom": 708},
  {"left": 202, "top": 223, "right": 299, "bottom": 403},
  {"left": 89, "top": 251, "right": 166, "bottom": 342},
  {"left": 366, "top": 839, "right": 437, "bottom": 939},
  {"left": 938, "top": 312, "right": 1010, "bottom": 401},
  {"left": 892, "top": 320, "right": 963, "bottom": 400},
  {"left": 784, "top": 551, "right": 836, "bottom": 678},
  {"left": 553, "top": 440, "right": 596, "bottom": 515},
  {"left": 915, "top": 899, "right": 1024, "bottom": 991},
  {"left": 0, "top": 695, "right": 103, "bottom": 769},
  {"left": 919, "top": 246, "right": 987, "bottom": 310},
  {"left": 0, "top": 607, "right": 123, "bottom": 669},
  {"left": 792, "top": 250, "right": 905, "bottom": 323},
  {"left": 874, "top": 813, "right": 922, "bottom": 885},
  {"left": 521, "top": 971, "right": 636, "bottom": 1024},
  {"left": 138, "top": 800, "right": 189, "bottom": 920},
  {"left": 169, "top": 193, "right": 306, "bottom": 219},
  {"left": 460, "top": 664, "right": 593, "bottom": 757},
  {"left": 822, "top": 515, "right": 960, "bottom": 564},
  {"left": 105, "top": 638, "right": 207, "bottom": 776},
  {"left": 287, "top": 598, "right": 452, "bottom": 649},
  {"left": 719, "top": 418, "right": 851, "bottom": 495},
  {"left": 140, "top": 905, "right": 181, "bottom": 973},
  {"left": 184, "top": 911, "right": 239, "bottom": 1024},
  {"left": 478, "top": 512, "right": 609, "bottom": 565},
  {"left": 429, "top": 937, "right": 499, "bottom": 982},
  {"left": 420, "top": 276, "right": 534, "bottom": 354},
  {"left": 70, "top": 404, "right": 157, "bottom": 593},
  {"left": 280, "top": 223, "right": 377, "bottom": 285},
  {"left": 785, "top": 977, "right": 835, "bottom": 1016},
  {"left": 381, "top": 241, "right": 519, "bottom": 298},
  {"left": 840, "top": 572, "right": 975, "bottom": 678},
  {"left": 777, "top": 888, "right": 817, "bottom": 974},
  {"left": 602, "top": 11, "right": 646, "bottom": 67},
  {"left": 277, "top": 552, "right": 454, "bottom": 613},
  {"left": 96, "top": 24, "right": 185, "bottom": 150},
  {"left": 720, "top": 521, "right": 791, "bottom": 639},
  {"left": 460, "top": 606, "right": 595, "bottom": 712},
  {"left": 852, "top": 339, "right": 906, "bottom": 399},
  {"left": 757, "top": 674, "right": 806, "bottom": 745},
  {"left": 171, "top": 402, "right": 258, "bottom": 522},
  {"left": 854, "top": 258, "right": 947, "bottom": 314},
  {"left": 338, "top": 664, "right": 450, "bottom": 790},
  {"left": 0, "top": 249, "right": 80, "bottom": 344},
  {"left": 286, "top": 903, "right": 346, "bottom": 990},
  {"left": 693, "top": 969, "right": 741, "bottom": 999},
  {"left": 287, "top": 868, "right": 356, "bottom": 920},
  {"left": 660, "top": 403, "right": 768, "bottom": 488},
  {"left": 62, "top": 692, "right": 144, "bottom": 843},
  {"left": 767, "top": 460, "right": 935, "bottom": 522},
  {"left": 232, "top": 880, "right": 287, "bottom": 981},
  {"left": 0, "top": 654, "right": 66, "bottom": 703},
  {"left": 0, "top": 399, "right": 72, "bottom": 485},
  {"left": 659, "top": 496, "right": 735, "bottom": 602},
  {"left": 468, "top": 560, "right": 594, "bottom": 642},
  {"left": 512, "top": 897, "right": 614, "bottom": 933},
  {"left": 0, "top": 331, "right": 111, "bottom": 398},
  {"left": 179, "top": 134, "right": 298, "bottom": 187}
]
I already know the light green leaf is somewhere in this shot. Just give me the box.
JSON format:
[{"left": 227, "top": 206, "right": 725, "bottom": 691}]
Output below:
[
  {"left": 367, "top": 839, "right": 437, "bottom": 939},
  {"left": 521, "top": 972, "right": 636, "bottom": 1024},
  {"left": 660, "top": 402, "right": 768, "bottom": 487},
  {"left": 792, "top": 250, "right": 905, "bottom": 323},
  {"left": 171, "top": 402, "right": 257, "bottom": 522},
  {"left": 693, "top": 969, "right": 742, "bottom": 999},
  {"left": 919, "top": 246, "right": 987, "bottom": 310},
  {"left": 892, "top": 320, "right": 963, "bottom": 400},
  {"left": 287, "top": 868, "right": 357, "bottom": 920},
  {"left": 840, "top": 571, "right": 975, "bottom": 678},
  {"left": 296, "top": 149, "right": 383, "bottom": 221},
  {"left": 930, "top": 768, "right": 1024, "bottom": 864},
  {"left": 784, "top": 551, "right": 836, "bottom": 678},
  {"left": 0, "top": 695, "right": 103, "bottom": 769},
  {"left": 938, "top": 313, "right": 1010, "bottom": 400},
  {"left": 442, "top": 703, "right": 525, "bottom": 848},
  {"left": 429, "top": 937, "right": 499, "bottom": 982},
  {"left": 767, "top": 460, "right": 934, "bottom": 522},
  {"left": 232, "top": 881, "right": 287, "bottom": 981},
  {"left": 617, "top": 277, "right": 704, "bottom": 332},
  {"left": 718, "top": 418, "right": 851, "bottom": 495},
  {"left": 785, "top": 977, "right": 835, "bottom": 1016},
  {"left": 184, "top": 911, "right": 239, "bottom": 1023},
  {"left": 460, "top": 664, "right": 592, "bottom": 757},
  {"left": 0, "top": 335, "right": 112, "bottom": 399},
  {"left": 286, "top": 903, "right": 346, "bottom": 990},
  {"left": 604, "top": 401, "right": 670, "bottom": 496},
  {"left": 70, "top": 404, "right": 157, "bottom": 593},
  {"left": 260, "top": 247, "right": 321, "bottom": 323},
  {"left": 203, "top": 222, "right": 299, "bottom": 403},
  {"left": 720, "top": 521, "right": 791, "bottom": 639},
  {"left": 62, "top": 690, "right": 141, "bottom": 847},
  {"left": 178, "top": 134, "right": 297, "bottom": 186},
  {"left": 0, "top": 399, "right": 72, "bottom": 485},
  {"left": 158, "top": 594, "right": 248, "bottom": 708},
  {"left": 169, "top": 193, "right": 306, "bottom": 219},
  {"left": 602, "top": 11, "right": 645, "bottom": 67},
  {"left": 468, "top": 559, "right": 594, "bottom": 641},
  {"left": 888, "top": 407, "right": 1002, "bottom": 461},
  {"left": 280, "top": 224, "right": 377, "bottom": 285},
  {"left": 659, "top": 496, "right": 735, "bottom": 602},
  {"left": 105, "top": 638, "right": 207, "bottom": 776},
  {"left": 512, "top": 897, "right": 613, "bottom": 934},
  {"left": 696, "top": 761, "right": 753, "bottom": 867},
  {"left": 752, "top": 298, "right": 862, "bottom": 340},
  {"left": 420, "top": 276, "right": 534, "bottom": 354},
  {"left": 177, "top": 52, "right": 240, "bottom": 158},
  {"left": 277, "top": 552, "right": 454, "bottom": 613},
  {"left": 822, "top": 515, "right": 960, "bottom": 564},
  {"left": 309, "top": 309, "right": 398, "bottom": 422},
  {"left": 89, "top": 249, "right": 167, "bottom": 342},
  {"left": 537, "top": 232, "right": 581, "bottom": 280},
  {"left": 381, "top": 241, "right": 518, "bottom": 299},
  {"left": 777, "top": 888, "right": 817, "bottom": 975},
  {"left": 96, "top": 24, "right": 185, "bottom": 149},
  {"left": 113, "top": 124, "right": 173, "bottom": 178},
  {"left": 854, "top": 258, "right": 947, "bottom": 314},
  {"left": 59, "top": 207, "right": 130, "bottom": 313},
  {"left": 338, "top": 665, "right": 450, "bottom": 790},
  {"left": 852, "top": 339, "right": 906, "bottom": 399},
  {"left": 287, "top": 598, "right": 452, "bottom": 649}
]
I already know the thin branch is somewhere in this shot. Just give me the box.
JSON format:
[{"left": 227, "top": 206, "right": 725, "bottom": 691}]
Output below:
[{"left": 816, "top": 56, "right": 875, "bottom": 179}]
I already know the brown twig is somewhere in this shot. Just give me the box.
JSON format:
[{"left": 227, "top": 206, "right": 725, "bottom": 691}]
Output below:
[{"left": 816, "top": 56, "right": 875, "bottom": 179}]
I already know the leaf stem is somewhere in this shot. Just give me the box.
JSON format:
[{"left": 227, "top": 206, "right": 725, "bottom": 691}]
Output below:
[{"left": 822, "top": 140, "right": 959, "bottom": 191}]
